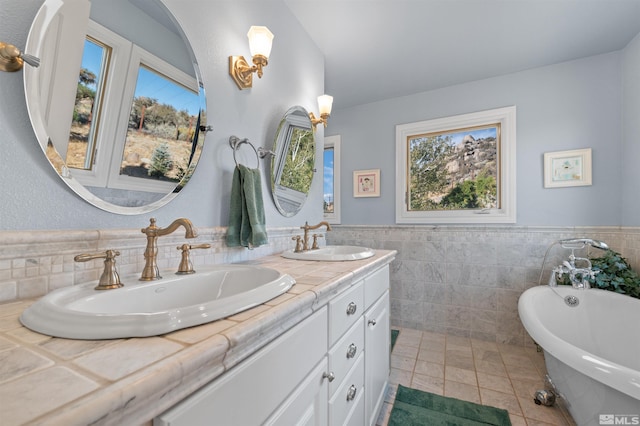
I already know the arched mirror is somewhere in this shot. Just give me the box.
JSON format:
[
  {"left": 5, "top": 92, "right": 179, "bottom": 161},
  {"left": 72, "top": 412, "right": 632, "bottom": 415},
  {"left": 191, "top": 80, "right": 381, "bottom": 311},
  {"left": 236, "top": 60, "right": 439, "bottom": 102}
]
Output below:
[
  {"left": 270, "top": 106, "right": 316, "bottom": 217},
  {"left": 23, "top": 0, "right": 207, "bottom": 214}
]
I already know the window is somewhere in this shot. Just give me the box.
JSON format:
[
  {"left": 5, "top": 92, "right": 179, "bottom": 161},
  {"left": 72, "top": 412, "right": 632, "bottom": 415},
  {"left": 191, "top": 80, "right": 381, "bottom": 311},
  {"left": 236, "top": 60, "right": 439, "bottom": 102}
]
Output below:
[
  {"left": 118, "top": 64, "right": 201, "bottom": 184},
  {"left": 395, "top": 106, "right": 516, "bottom": 223},
  {"left": 323, "top": 135, "right": 341, "bottom": 223},
  {"left": 67, "top": 37, "right": 110, "bottom": 171},
  {"left": 69, "top": 20, "right": 201, "bottom": 194},
  {"left": 107, "top": 45, "right": 200, "bottom": 193}
]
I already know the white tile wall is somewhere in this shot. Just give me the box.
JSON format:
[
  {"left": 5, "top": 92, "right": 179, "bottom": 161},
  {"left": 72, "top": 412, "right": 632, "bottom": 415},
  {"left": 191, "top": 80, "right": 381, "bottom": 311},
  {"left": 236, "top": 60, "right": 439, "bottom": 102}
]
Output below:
[{"left": 327, "top": 225, "right": 640, "bottom": 346}]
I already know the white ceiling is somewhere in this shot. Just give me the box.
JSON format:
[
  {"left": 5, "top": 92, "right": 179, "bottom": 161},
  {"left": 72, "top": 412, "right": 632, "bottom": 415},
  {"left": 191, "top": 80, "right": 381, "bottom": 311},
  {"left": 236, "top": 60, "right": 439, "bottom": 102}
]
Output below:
[{"left": 285, "top": 0, "right": 640, "bottom": 110}]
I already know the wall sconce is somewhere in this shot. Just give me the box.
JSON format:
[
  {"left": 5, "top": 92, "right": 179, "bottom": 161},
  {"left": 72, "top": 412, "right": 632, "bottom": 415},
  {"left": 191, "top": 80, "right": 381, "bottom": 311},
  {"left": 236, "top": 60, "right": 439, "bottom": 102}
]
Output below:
[
  {"left": 310, "top": 95, "right": 333, "bottom": 129},
  {"left": 229, "top": 26, "right": 274, "bottom": 90},
  {"left": 0, "top": 41, "right": 40, "bottom": 72}
]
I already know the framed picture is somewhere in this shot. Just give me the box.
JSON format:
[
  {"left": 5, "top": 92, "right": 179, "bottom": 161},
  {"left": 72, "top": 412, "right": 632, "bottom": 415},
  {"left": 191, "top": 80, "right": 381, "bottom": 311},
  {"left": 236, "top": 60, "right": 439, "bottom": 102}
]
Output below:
[
  {"left": 353, "top": 169, "right": 380, "bottom": 197},
  {"left": 544, "top": 148, "right": 592, "bottom": 188}
]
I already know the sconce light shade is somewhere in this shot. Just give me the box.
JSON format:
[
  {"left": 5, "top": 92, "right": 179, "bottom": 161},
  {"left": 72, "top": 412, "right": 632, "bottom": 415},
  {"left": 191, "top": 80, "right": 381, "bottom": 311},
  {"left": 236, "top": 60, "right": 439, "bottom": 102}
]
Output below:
[
  {"left": 317, "top": 95, "right": 333, "bottom": 116},
  {"left": 310, "top": 94, "right": 333, "bottom": 130},
  {"left": 247, "top": 26, "right": 274, "bottom": 59},
  {"left": 229, "top": 26, "right": 274, "bottom": 90}
]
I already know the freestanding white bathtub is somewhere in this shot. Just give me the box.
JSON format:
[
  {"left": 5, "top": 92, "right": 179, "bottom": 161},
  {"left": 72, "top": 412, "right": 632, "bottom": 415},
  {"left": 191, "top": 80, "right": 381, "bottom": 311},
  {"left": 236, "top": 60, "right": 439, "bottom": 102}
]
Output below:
[{"left": 518, "top": 286, "right": 640, "bottom": 426}]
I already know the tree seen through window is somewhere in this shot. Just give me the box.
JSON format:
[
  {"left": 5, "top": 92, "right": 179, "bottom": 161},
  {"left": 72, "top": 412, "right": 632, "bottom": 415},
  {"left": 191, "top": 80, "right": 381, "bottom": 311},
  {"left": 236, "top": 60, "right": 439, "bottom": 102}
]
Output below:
[{"left": 407, "top": 125, "right": 499, "bottom": 211}]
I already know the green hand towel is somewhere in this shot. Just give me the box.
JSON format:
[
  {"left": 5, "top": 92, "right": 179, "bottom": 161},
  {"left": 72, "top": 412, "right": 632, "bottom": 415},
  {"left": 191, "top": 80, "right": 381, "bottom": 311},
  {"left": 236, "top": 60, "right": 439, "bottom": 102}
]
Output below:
[
  {"left": 226, "top": 164, "right": 268, "bottom": 248},
  {"left": 226, "top": 166, "right": 243, "bottom": 247}
]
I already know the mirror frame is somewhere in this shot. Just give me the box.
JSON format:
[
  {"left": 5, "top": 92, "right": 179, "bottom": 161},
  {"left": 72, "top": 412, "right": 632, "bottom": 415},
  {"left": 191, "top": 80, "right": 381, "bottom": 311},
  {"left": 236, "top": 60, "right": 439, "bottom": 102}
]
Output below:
[
  {"left": 270, "top": 106, "right": 316, "bottom": 217},
  {"left": 23, "top": 0, "right": 207, "bottom": 215}
]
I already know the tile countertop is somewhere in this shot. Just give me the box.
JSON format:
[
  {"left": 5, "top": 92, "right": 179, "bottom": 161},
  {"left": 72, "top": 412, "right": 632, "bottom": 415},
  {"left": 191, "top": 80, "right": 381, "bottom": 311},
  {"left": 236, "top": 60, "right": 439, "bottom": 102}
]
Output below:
[{"left": 0, "top": 250, "right": 396, "bottom": 426}]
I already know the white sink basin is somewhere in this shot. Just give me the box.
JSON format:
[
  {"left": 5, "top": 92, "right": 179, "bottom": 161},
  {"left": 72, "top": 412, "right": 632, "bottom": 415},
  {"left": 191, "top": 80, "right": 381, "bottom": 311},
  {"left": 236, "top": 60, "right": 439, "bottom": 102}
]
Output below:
[
  {"left": 20, "top": 264, "right": 295, "bottom": 340},
  {"left": 281, "top": 245, "right": 375, "bottom": 261}
]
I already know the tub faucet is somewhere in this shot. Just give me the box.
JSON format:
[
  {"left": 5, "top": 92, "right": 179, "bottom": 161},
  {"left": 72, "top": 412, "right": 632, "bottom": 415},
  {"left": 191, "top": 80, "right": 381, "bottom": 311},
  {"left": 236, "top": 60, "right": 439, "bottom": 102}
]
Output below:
[
  {"left": 550, "top": 254, "right": 598, "bottom": 289},
  {"left": 301, "top": 221, "right": 331, "bottom": 251},
  {"left": 538, "top": 238, "right": 609, "bottom": 286},
  {"left": 140, "top": 218, "right": 197, "bottom": 281}
]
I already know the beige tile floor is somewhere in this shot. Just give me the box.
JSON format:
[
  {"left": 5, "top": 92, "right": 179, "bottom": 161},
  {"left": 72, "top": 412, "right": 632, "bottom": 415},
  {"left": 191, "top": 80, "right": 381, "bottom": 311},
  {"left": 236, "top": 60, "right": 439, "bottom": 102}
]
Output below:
[{"left": 376, "top": 328, "right": 576, "bottom": 425}]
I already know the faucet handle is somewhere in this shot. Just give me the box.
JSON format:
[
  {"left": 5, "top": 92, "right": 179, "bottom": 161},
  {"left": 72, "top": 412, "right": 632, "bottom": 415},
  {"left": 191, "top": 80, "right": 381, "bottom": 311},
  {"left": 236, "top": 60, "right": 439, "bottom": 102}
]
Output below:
[
  {"left": 311, "top": 234, "right": 323, "bottom": 250},
  {"left": 176, "top": 243, "right": 211, "bottom": 275},
  {"left": 292, "top": 236, "right": 303, "bottom": 253},
  {"left": 74, "top": 250, "right": 124, "bottom": 290}
]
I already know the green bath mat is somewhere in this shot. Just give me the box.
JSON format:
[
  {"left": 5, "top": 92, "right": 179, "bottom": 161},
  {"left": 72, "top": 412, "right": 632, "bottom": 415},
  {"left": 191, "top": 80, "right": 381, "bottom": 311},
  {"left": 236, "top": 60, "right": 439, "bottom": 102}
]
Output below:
[
  {"left": 389, "top": 385, "right": 512, "bottom": 426},
  {"left": 391, "top": 329, "right": 400, "bottom": 352}
]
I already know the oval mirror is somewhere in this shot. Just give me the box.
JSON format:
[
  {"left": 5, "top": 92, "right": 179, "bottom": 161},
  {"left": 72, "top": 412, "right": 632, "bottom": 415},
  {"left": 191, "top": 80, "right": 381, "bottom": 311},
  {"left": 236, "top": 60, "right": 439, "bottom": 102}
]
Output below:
[
  {"left": 270, "top": 106, "right": 316, "bottom": 217},
  {"left": 23, "top": 0, "right": 207, "bottom": 214}
]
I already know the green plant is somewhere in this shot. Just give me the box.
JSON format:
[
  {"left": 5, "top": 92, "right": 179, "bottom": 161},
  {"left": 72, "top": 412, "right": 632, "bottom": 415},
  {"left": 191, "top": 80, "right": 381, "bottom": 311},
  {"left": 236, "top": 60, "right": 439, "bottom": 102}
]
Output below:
[
  {"left": 557, "top": 249, "right": 640, "bottom": 299},
  {"left": 148, "top": 142, "right": 173, "bottom": 178}
]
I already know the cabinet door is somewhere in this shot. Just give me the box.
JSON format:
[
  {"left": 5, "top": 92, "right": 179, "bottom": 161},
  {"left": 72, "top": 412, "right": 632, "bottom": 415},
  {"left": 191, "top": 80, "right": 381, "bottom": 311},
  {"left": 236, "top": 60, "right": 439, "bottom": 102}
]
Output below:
[
  {"left": 364, "top": 291, "right": 390, "bottom": 426},
  {"left": 265, "top": 357, "right": 328, "bottom": 426}
]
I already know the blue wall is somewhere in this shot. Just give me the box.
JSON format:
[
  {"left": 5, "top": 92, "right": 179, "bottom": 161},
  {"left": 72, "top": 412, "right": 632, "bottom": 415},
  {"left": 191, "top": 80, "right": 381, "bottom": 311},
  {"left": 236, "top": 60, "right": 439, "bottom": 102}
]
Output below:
[
  {"left": 328, "top": 52, "right": 628, "bottom": 226},
  {"left": 0, "top": 0, "right": 325, "bottom": 231},
  {"left": 622, "top": 32, "right": 640, "bottom": 226},
  {"left": 2, "top": 1, "right": 639, "bottom": 230}
]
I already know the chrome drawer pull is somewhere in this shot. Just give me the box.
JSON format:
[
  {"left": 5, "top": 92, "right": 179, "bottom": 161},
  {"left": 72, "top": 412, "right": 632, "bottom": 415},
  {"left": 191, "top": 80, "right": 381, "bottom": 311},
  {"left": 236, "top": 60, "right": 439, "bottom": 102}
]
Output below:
[
  {"left": 322, "top": 372, "right": 335, "bottom": 382},
  {"left": 347, "top": 343, "right": 357, "bottom": 359},
  {"left": 368, "top": 319, "right": 377, "bottom": 327},
  {"left": 346, "top": 385, "right": 357, "bottom": 401},
  {"left": 346, "top": 302, "right": 357, "bottom": 315}
]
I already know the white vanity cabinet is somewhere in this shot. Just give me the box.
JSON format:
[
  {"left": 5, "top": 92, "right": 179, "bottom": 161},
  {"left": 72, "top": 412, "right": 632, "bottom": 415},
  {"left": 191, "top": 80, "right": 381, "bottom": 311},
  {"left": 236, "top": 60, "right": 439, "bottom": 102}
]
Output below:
[{"left": 155, "top": 264, "right": 390, "bottom": 426}]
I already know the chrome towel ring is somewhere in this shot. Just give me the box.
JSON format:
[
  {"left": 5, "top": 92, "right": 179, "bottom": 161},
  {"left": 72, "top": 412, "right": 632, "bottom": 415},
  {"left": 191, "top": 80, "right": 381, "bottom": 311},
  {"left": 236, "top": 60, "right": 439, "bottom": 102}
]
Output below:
[
  {"left": 229, "top": 135, "right": 259, "bottom": 168},
  {"left": 229, "top": 135, "right": 276, "bottom": 168}
]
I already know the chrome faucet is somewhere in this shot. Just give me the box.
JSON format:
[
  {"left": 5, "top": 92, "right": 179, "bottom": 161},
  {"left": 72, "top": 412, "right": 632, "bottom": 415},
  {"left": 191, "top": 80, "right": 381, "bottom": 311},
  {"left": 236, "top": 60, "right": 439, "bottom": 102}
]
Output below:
[
  {"left": 140, "top": 218, "right": 197, "bottom": 281},
  {"left": 538, "top": 237, "right": 608, "bottom": 287},
  {"left": 300, "top": 221, "right": 332, "bottom": 251},
  {"left": 549, "top": 253, "right": 598, "bottom": 289}
]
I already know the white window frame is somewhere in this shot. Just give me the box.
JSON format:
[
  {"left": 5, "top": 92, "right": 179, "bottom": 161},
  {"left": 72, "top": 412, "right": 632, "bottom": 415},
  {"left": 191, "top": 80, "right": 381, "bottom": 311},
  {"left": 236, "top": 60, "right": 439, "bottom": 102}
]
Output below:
[
  {"left": 71, "top": 19, "right": 131, "bottom": 188},
  {"left": 323, "top": 135, "right": 341, "bottom": 224},
  {"left": 395, "top": 106, "right": 516, "bottom": 224},
  {"left": 72, "top": 20, "right": 199, "bottom": 194},
  {"left": 106, "top": 45, "right": 199, "bottom": 193}
]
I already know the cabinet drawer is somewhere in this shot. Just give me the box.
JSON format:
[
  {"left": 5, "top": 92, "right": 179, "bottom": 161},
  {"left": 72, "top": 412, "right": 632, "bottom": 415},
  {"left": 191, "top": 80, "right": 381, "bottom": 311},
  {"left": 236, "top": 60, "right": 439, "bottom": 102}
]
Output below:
[
  {"left": 329, "top": 352, "right": 364, "bottom": 426},
  {"left": 328, "top": 316, "right": 364, "bottom": 396},
  {"left": 328, "top": 281, "right": 364, "bottom": 346},
  {"left": 344, "top": 389, "right": 365, "bottom": 426},
  {"left": 364, "top": 265, "right": 390, "bottom": 310}
]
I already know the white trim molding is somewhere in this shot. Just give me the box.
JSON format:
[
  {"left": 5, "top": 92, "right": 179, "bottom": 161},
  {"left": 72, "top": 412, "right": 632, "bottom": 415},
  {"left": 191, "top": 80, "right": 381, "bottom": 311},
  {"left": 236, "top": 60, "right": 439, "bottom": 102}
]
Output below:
[{"left": 323, "top": 135, "right": 341, "bottom": 224}]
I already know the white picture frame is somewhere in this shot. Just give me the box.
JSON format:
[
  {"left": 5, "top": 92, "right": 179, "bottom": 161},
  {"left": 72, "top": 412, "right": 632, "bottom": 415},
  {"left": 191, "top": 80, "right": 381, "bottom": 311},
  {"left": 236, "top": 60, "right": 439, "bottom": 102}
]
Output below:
[
  {"left": 353, "top": 169, "right": 380, "bottom": 197},
  {"left": 544, "top": 148, "right": 592, "bottom": 188}
]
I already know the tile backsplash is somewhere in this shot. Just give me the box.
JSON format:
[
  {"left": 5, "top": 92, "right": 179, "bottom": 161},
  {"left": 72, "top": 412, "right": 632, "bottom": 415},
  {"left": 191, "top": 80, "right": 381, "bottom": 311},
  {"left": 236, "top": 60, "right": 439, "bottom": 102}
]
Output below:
[
  {"left": 0, "top": 226, "right": 301, "bottom": 302},
  {"left": 2, "top": 224, "right": 638, "bottom": 347}
]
